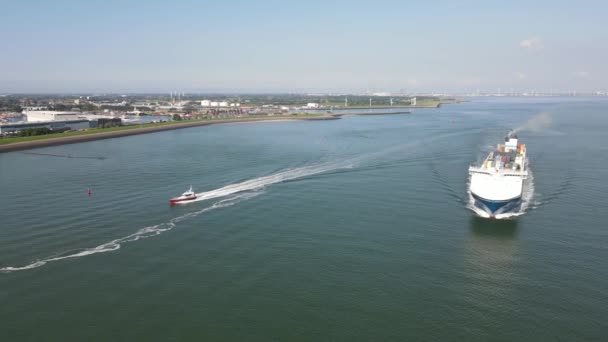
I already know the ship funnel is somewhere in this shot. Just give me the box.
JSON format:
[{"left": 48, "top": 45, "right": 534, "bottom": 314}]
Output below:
[{"left": 505, "top": 131, "right": 518, "bottom": 150}]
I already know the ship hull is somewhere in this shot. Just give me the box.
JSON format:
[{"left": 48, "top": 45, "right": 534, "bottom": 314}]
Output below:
[
  {"left": 468, "top": 132, "right": 528, "bottom": 218},
  {"left": 471, "top": 192, "right": 522, "bottom": 216},
  {"left": 468, "top": 171, "right": 525, "bottom": 217},
  {"left": 169, "top": 196, "right": 197, "bottom": 206}
]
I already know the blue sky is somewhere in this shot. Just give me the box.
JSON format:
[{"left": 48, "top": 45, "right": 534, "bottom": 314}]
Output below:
[{"left": 1, "top": 0, "right": 606, "bottom": 93}]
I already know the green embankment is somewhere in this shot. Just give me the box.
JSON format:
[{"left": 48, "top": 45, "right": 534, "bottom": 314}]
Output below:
[{"left": 0, "top": 114, "right": 323, "bottom": 146}]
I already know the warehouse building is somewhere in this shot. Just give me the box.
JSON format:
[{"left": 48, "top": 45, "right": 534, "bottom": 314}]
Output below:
[
  {"left": 23, "top": 110, "right": 82, "bottom": 122},
  {"left": 0, "top": 120, "right": 91, "bottom": 135}
]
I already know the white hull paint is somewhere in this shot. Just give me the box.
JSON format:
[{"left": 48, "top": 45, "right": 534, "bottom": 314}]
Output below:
[{"left": 468, "top": 132, "right": 528, "bottom": 217}]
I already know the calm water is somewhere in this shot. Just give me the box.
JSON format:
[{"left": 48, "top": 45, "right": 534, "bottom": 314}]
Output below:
[{"left": 1, "top": 98, "right": 607, "bottom": 340}]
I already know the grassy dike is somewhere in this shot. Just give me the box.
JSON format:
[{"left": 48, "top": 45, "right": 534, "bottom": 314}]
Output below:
[{"left": 0, "top": 114, "right": 336, "bottom": 152}]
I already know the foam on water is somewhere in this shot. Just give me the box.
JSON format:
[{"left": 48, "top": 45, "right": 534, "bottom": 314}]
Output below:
[
  {"left": 0, "top": 192, "right": 262, "bottom": 273},
  {"left": 1, "top": 161, "right": 356, "bottom": 273},
  {"left": 174, "top": 160, "right": 356, "bottom": 205},
  {"left": 2, "top": 133, "right": 475, "bottom": 273}
]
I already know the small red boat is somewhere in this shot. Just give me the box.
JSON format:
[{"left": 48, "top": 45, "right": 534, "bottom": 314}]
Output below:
[{"left": 169, "top": 186, "right": 197, "bottom": 206}]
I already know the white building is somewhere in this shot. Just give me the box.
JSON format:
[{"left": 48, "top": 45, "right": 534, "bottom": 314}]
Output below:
[
  {"left": 201, "top": 100, "right": 211, "bottom": 107},
  {"left": 219, "top": 101, "right": 228, "bottom": 107},
  {"left": 306, "top": 103, "right": 320, "bottom": 108},
  {"left": 410, "top": 97, "right": 417, "bottom": 106},
  {"left": 210, "top": 101, "right": 219, "bottom": 107},
  {"left": 24, "top": 111, "right": 81, "bottom": 122}
]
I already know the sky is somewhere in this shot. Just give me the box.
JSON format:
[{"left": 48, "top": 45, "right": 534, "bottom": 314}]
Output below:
[{"left": 1, "top": 0, "right": 607, "bottom": 93}]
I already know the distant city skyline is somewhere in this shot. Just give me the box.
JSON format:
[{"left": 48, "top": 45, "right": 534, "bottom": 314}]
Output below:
[{"left": 1, "top": 0, "right": 607, "bottom": 93}]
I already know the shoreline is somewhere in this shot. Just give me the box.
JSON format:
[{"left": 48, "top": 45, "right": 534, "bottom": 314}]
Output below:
[
  {"left": 306, "top": 105, "right": 437, "bottom": 112},
  {"left": 0, "top": 115, "right": 338, "bottom": 153},
  {"left": 336, "top": 105, "right": 438, "bottom": 109},
  {"left": 332, "top": 111, "right": 411, "bottom": 116}
]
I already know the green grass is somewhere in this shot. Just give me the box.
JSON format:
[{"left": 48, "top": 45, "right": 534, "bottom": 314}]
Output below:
[
  {"left": 0, "top": 114, "right": 324, "bottom": 146},
  {"left": 0, "top": 121, "right": 174, "bottom": 145}
]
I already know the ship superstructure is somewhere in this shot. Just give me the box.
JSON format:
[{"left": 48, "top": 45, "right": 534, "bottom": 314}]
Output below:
[{"left": 468, "top": 132, "right": 528, "bottom": 217}]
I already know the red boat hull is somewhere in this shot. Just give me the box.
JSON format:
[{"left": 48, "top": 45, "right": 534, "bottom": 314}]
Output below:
[{"left": 169, "top": 196, "right": 197, "bottom": 206}]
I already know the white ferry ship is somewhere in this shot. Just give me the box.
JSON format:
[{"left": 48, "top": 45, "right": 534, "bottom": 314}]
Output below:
[{"left": 468, "top": 132, "right": 528, "bottom": 218}]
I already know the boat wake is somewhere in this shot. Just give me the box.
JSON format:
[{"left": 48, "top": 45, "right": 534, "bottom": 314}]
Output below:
[
  {"left": 174, "top": 161, "right": 356, "bottom": 205},
  {"left": 0, "top": 192, "right": 263, "bottom": 273},
  {"left": 2, "top": 133, "right": 474, "bottom": 273},
  {"left": 1, "top": 161, "right": 355, "bottom": 273},
  {"left": 466, "top": 168, "right": 535, "bottom": 219}
]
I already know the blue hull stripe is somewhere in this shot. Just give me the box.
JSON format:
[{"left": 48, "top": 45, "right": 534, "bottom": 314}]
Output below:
[{"left": 471, "top": 193, "right": 522, "bottom": 215}]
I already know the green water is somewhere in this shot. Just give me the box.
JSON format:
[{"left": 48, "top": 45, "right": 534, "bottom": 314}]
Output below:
[{"left": 1, "top": 98, "right": 607, "bottom": 340}]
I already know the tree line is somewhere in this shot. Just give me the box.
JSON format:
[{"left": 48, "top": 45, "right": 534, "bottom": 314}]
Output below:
[{"left": 18, "top": 127, "right": 52, "bottom": 137}]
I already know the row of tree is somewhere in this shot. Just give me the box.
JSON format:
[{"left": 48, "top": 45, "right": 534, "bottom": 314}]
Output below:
[
  {"left": 18, "top": 127, "right": 52, "bottom": 137},
  {"left": 0, "top": 97, "right": 23, "bottom": 113}
]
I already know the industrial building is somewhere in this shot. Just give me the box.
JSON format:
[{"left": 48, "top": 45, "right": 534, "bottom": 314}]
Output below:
[
  {"left": 0, "top": 109, "right": 94, "bottom": 134},
  {"left": 201, "top": 100, "right": 240, "bottom": 108},
  {"left": 24, "top": 110, "right": 82, "bottom": 122},
  {"left": 0, "top": 120, "right": 90, "bottom": 134}
]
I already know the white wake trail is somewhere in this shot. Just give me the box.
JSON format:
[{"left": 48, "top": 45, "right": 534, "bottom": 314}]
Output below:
[
  {"left": 2, "top": 161, "right": 354, "bottom": 273},
  {"left": 0, "top": 192, "right": 261, "bottom": 273},
  {"left": 175, "top": 161, "right": 355, "bottom": 205}
]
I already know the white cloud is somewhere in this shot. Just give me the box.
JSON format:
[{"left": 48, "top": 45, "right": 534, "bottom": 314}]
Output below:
[
  {"left": 520, "top": 36, "right": 543, "bottom": 50},
  {"left": 406, "top": 77, "right": 418, "bottom": 86},
  {"left": 573, "top": 71, "right": 590, "bottom": 79},
  {"left": 516, "top": 72, "right": 527, "bottom": 80}
]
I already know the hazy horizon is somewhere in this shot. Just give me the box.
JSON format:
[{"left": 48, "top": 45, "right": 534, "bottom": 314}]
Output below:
[{"left": 1, "top": 0, "right": 607, "bottom": 93}]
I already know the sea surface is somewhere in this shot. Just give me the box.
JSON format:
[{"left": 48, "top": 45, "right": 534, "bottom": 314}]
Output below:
[{"left": 1, "top": 97, "right": 607, "bottom": 341}]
